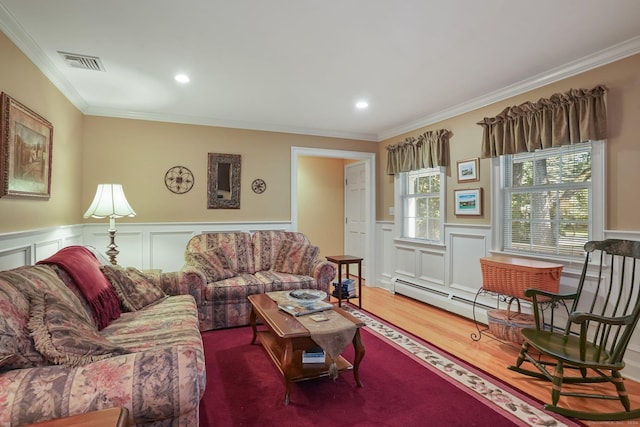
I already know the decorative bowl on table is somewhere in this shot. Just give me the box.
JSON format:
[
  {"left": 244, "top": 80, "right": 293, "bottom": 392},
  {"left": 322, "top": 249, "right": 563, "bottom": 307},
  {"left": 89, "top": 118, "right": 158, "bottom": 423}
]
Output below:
[{"left": 287, "top": 289, "right": 327, "bottom": 306}]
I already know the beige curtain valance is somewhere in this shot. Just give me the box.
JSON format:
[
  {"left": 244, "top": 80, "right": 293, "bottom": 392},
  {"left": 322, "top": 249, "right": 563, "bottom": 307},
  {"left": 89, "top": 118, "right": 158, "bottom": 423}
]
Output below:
[
  {"left": 477, "top": 85, "right": 607, "bottom": 158},
  {"left": 386, "top": 129, "right": 450, "bottom": 175}
]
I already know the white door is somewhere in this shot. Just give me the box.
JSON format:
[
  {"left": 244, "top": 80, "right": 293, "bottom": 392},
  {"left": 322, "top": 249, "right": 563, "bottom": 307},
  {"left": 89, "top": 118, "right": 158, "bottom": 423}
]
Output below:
[{"left": 344, "top": 162, "right": 367, "bottom": 277}]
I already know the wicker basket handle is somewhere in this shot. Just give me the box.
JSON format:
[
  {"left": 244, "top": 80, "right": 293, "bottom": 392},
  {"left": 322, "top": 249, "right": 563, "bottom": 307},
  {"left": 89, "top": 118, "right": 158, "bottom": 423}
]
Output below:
[{"left": 506, "top": 297, "right": 522, "bottom": 319}]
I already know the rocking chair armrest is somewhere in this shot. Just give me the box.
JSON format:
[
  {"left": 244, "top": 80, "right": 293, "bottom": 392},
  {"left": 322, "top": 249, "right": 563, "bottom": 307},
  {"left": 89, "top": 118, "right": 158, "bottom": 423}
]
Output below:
[
  {"left": 571, "top": 312, "right": 633, "bottom": 326},
  {"left": 524, "top": 288, "right": 577, "bottom": 300}
]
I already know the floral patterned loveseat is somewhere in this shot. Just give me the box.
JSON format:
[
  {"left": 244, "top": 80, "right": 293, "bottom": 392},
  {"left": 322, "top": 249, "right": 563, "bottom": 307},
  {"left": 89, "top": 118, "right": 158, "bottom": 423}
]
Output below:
[
  {"left": 0, "top": 246, "right": 205, "bottom": 426},
  {"left": 181, "top": 230, "right": 336, "bottom": 330}
]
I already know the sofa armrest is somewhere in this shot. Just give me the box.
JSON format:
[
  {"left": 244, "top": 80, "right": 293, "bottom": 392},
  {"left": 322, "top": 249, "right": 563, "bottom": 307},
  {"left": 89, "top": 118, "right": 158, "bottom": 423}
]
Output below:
[
  {"left": 311, "top": 259, "right": 336, "bottom": 293},
  {"left": 148, "top": 269, "right": 206, "bottom": 306},
  {"left": 0, "top": 344, "right": 205, "bottom": 426}
]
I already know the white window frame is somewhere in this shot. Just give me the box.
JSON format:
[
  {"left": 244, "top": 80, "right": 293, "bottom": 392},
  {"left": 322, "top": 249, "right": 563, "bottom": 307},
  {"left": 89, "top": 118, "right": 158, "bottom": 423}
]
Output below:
[
  {"left": 394, "top": 167, "right": 446, "bottom": 244},
  {"left": 491, "top": 141, "right": 605, "bottom": 261}
]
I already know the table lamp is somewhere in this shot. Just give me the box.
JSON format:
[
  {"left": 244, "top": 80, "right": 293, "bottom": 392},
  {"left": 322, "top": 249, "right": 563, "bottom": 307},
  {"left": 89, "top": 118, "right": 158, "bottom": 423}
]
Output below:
[{"left": 83, "top": 184, "right": 136, "bottom": 265}]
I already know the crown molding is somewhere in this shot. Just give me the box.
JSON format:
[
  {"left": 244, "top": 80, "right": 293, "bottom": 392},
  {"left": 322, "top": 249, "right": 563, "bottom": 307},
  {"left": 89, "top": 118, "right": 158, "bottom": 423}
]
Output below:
[
  {"left": 0, "top": 4, "right": 375, "bottom": 142},
  {"left": 0, "top": 3, "right": 89, "bottom": 111},
  {"left": 2, "top": 3, "right": 638, "bottom": 144},
  {"left": 84, "top": 107, "right": 379, "bottom": 141},
  {"left": 377, "top": 36, "right": 640, "bottom": 142}
]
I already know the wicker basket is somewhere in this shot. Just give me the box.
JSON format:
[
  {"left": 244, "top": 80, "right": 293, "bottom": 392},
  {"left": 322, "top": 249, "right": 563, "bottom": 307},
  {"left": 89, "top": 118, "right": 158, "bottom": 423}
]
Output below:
[
  {"left": 480, "top": 255, "right": 562, "bottom": 300},
  {"left": 486, "top": 298, "right": 536, "bottom": 344}
]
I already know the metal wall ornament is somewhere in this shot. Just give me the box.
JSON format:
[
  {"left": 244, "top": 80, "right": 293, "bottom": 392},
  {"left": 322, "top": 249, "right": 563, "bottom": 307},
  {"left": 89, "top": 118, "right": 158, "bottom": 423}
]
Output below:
[
  {"left": 251, "top": 178, "right": 266, "bottom": 194},
  {"left": 164, "top": 166, "right": 194, "bottom": 194}
]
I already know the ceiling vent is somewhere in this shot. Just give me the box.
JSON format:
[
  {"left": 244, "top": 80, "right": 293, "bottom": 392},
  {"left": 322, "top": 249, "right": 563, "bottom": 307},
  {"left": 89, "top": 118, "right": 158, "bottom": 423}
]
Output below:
[{"left": 58, "top": 51, "right": 105, "bottom": 71}]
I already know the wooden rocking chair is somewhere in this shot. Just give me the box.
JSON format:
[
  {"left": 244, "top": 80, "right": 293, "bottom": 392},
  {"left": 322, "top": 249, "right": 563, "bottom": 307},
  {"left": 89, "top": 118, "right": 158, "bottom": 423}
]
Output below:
[{"left": 508, "top": 239, "right": 640, "bottom": 421}]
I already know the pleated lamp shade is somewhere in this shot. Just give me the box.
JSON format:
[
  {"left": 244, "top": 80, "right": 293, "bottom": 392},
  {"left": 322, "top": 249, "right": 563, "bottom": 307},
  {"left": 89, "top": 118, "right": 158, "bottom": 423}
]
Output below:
[{"left": 84, "top": 184, "right": 136, "bottom": 230}]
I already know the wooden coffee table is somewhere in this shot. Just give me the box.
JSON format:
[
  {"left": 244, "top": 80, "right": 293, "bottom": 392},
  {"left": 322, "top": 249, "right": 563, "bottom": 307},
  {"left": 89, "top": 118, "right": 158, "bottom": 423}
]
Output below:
[{"left": 248, "top": 293, "right": 365, "bottom": 405}]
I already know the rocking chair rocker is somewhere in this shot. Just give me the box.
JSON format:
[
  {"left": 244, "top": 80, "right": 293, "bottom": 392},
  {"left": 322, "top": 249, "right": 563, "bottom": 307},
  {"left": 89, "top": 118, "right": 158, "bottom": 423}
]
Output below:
[{"left": 508, "top": 239, "right": 640, "bottom": 421}]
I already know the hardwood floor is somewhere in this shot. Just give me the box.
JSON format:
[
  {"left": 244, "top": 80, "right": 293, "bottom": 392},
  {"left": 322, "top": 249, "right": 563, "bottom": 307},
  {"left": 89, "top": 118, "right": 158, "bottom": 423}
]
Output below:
[{"left": 352, "top": 284, "right": 640, "bottom": 427}]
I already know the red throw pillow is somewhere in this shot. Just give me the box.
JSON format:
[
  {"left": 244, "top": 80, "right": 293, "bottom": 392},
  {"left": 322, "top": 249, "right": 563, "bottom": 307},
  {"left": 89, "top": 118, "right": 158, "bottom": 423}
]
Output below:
[{"left": 37, "top": 246, "right": 121, "bottom": 329}]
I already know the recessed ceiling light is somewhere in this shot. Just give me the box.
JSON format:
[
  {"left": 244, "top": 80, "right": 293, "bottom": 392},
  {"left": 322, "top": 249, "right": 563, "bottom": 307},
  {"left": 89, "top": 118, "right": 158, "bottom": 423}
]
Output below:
[
  {"left": 355, "top": 101, "right": 369, "bottom": 109},
  {"left": 174, "top": 74, "right": 190, "bottom": 84}
]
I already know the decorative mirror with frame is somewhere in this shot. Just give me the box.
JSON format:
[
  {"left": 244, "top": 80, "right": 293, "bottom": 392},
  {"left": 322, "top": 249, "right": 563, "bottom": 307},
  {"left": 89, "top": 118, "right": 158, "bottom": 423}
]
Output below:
[{"left": 207, "top": 153, "right": 241, "bottom": 209}]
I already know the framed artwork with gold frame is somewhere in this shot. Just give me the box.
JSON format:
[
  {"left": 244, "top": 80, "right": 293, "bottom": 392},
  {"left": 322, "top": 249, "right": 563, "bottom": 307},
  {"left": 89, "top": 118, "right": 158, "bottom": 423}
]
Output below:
[{"left": 0, "top": 93, "right": 53, "bottom": 199}]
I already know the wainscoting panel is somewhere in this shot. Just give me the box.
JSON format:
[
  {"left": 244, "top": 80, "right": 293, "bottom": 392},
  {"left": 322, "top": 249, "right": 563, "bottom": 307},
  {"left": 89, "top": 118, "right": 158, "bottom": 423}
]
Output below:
[
  {"left": 0, "top": 226, "right": 83, "bottom": 268},
  {"left": 447, "top": 229, "right": 489, "bottom": 298},
  {"left": 417, "top": 248, "right": 445, "bottom": 287},
  {"left": 376, "top": 222, "right": 395, "bottom": 290},
  {"left": 394, "top": 244, "right": 417, "bottom": 278},
  {"left": 149, "top": 231, "right": 195, "bottom": 272},
  {"left": 391, "top": 237, "right": 448, "bottom": 307},
  {"left": 83, "top": 229, "right": 144, "bottom": 268},
  {"left": 387, "top": 225, "right": 491, "bottom": 319},
  {"left": 34, "top": 240, "right": 65, "bottom": 262},
  {"left": 0, "top": 246, "right": 31, "bottom": 270},
  {"left": 34, "top": 232, "right": 83, "bottom": 261}
]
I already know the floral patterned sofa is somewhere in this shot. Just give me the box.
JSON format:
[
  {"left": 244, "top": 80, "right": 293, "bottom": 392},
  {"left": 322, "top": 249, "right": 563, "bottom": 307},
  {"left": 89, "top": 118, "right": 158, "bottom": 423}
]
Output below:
[
  {"left": 181, "top": 230, "right": 336, "bottom": 330},
  {"left": 0, "top": 246, "right": 205, "bottom": 426}
]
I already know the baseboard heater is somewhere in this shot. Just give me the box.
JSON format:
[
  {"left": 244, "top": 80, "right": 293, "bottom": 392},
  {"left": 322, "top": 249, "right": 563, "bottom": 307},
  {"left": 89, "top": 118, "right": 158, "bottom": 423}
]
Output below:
[
  {"left": 394, "top": 278, "right": 450, "bottom": 298},
  {"left": 451, "top": 295, "right": 493, "bottom": 310}
]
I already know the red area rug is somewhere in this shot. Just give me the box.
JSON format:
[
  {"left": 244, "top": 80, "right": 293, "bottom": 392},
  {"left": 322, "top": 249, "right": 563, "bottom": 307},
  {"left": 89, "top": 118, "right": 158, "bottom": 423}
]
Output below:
[{"left": 198, "top": 307, "right": 584, "bottom": 427}]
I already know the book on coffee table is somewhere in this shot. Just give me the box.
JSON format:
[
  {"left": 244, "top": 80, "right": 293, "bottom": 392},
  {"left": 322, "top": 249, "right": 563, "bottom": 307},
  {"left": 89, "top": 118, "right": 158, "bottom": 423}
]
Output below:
[
  {"left": 278, "top": 300, "right": 333, "bottom": 317},
  {"left": 302, "top": 346, "right": 326, "bottom": 363}
]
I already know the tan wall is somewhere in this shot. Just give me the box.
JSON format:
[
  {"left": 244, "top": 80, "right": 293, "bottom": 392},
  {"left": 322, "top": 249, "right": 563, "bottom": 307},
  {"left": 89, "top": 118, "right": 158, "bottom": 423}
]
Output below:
[
  {"left": 81, "top": 117, "right": 376, "bottom": 226},
  {"left": 0, "top": 29, "right": 377, "bottom": 253},
  {"left": 297, "top": 156, "right": 344, "bottom": 258},
  {"left": 0, "top": 32, "right": 84, "bottom": 233},
  {"left": 378, "top": 53, "right": 640, "bottom": 231},
  {"left": 3, "top": 26, "right": 639, "bottom": 236}
]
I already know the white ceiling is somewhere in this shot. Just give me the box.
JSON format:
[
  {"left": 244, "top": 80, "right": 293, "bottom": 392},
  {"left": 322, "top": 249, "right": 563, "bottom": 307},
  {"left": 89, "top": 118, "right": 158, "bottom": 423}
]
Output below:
[{"left": 1, "top": 1, "right": 639, "bottom": 142}]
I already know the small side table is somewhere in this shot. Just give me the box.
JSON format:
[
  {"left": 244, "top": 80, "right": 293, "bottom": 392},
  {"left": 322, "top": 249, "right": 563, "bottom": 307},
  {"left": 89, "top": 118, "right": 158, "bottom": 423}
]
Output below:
[
  {"left": 325, "top": 255, "right": 363, "bottom": 308},
  {"left": 24, "top": 407, "right": 128, "bottom": 427}
]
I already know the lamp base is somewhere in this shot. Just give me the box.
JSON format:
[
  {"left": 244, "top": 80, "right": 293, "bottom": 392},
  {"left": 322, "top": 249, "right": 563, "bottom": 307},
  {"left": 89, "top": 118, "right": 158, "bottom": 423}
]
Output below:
[{"left": 106, "top": 229, "right": 119, "bottom": 265}]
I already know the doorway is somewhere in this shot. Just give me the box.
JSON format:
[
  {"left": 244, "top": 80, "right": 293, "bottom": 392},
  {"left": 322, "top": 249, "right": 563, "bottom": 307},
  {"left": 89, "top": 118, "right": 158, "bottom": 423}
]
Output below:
[
  {"left": 345, "top": 161, "right": 367, "bottom": 276},
  {"left": 291, "top": 147, "right": 375, "bottom": 283}
]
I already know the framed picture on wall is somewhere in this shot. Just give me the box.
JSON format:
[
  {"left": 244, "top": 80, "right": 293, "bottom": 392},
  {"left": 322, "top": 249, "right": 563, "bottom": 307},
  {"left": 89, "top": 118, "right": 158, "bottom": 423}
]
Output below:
[
  {"left": 0, "top": 93, "right": 53, "bottom": 199},
  {"left": 454, "top": 188, "right": 483, "bottom": 216},
  {"left": 457, "top": 158, "right": 479, "bottom": 183}
]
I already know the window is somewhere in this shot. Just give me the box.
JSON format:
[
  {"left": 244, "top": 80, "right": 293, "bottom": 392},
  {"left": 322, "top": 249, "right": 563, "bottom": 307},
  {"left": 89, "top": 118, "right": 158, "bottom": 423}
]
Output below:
[
  {"left": 398, "top": 168, "right": 444, "bottom": 242},
  {"left": 500, "top": 141, "right": 603, "bottom": 259}
]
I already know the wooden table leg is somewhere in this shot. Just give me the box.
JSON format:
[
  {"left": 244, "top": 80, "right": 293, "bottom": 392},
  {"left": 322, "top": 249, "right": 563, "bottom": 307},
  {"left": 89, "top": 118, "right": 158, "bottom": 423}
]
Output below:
[
  {"left": 249, "top": 306, "right": 258, "bottom": 344},
  {"left": 337, "top": 261, "right": 343, "bottom": 307},
  {"left": 352, "top": 328, "right": 365, "bottom": 387},
  {"left": 356, "top": 260, "right": 362, "bottom": 308},
  {"left": 282, "top": 340, "right": 294, "bottom": 405}
]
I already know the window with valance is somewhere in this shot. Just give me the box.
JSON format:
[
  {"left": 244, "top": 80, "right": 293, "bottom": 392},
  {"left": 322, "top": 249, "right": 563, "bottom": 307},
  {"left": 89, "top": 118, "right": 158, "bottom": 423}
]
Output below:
[
  {"left": 479, "top": 85, "right": 607, "bottom": 259},
  {"left": 386, "top": 129, "right": 450, "bottom": 175},
  {"left": 477, "top": 85, "right": 607, "bottom": 157},
  {"left": 388, "top": 129, "right": 450, "bottom": 243}
]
